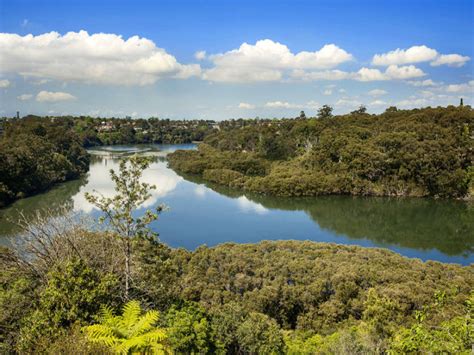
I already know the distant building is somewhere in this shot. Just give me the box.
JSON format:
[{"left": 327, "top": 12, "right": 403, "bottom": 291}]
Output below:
[
  {"left": 97, "top": 121, "right": 114, "bottom": 132},
  {"left": 16, "top": 111, "right": 19, "bottom": 119}
]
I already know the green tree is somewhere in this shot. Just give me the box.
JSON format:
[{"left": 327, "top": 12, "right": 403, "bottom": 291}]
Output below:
[
  {"left": 83, "top": 300, "right": 170, "bottom": 354},
  {"left": 351, "top": 105, "right": 367, "bottom": 114},
  {"left": 85, "top": 155, "right": 164, "bottom": 299},
  {"left": 17, "top": 258, "right": 118, "bottom": 352},
  {"left": 317, "top": 105, "right": 333, "bottom": 119},
  {"left": 236, "top": 312, "right": 286, "bottom": 354},
  {"left": 164, "top": 302, "right": 221, "bottom": 353}
]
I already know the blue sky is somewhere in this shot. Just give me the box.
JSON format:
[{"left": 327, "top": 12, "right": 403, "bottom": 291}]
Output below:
[{"left": 0, "top": 0, "right": 473, "bottom": 119}]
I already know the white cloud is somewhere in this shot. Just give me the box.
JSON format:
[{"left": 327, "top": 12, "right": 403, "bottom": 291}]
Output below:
[
  {"left": 384, "top": 64, "right": 425, "bottom": 79},
  {"left": 419, "top": 90, "right": 435, "bottom": 98},
  {"left": 265, "top": 101, "right": 299, "bottom": 109},
  {"left": 202, "top": 40, "right": 353, "bottom": 83},
  {"left": 356, "top": 67, "right": 387, "bottom": 81},
  {"left": 0, "top": 31, "right": 201, "bottom": 86},
  {"left": 0, "top": 79, "right": 11, "bottom": 88},
  {"left": 290, "top": 69, "right": 351, "bottom": 81},
  {"left": 396, "top": 98, "right": 429, "bottom": 107},
  {"left": 431, "top": 54, "right": 470, "bottom": 67},
  {"left": 445, "top": 80, "right": 474, "bottom": 93},
  {"left": 336, "top": 98, "right": 362, "bottom": 107},
  {"left": 323, "top": 89, "right": 332, "bottom": 95},
  {"left": 369, "top": 100, "right": 387, "bottom": 106},
  {"left": 238, "top": 102, "right": 255, "bottom": 109},
  {"left": 291, "top": 65, "right": 424, "bottom": 82},
  {"left": 194, "top": 50, "right": 206, "bottom": 60},
  {"left": 17, "top": 94, "right": 33, "bottom": 101},
  {"left": 36, "top": 91, "right": 76, "bottom": 102},
  {"left": 368, "top": 89, "right": 387, "bottom": 96},
  {"left": 372, "top": 45, "right": 438, "bottom": 66},
  {"left": 406, "top": 79, "right": 440, "bottom": 87},
  {"left": 356, "top": 65, "right": 425, "bottom": 81},
  {"left": 264, "top": 100, "right": 318, "bottom": 110},
  {"left": 372, "top": 45, "right": 469, "bottom": 67}
]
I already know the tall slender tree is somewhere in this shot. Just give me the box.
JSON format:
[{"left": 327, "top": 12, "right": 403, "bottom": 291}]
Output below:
[{"left": 85, "top": 155, "right": 164, "bottom": 299}]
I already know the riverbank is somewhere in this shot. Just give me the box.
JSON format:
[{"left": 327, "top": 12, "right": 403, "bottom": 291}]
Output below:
[{"left": 0, "top": 117, "right": 90, "bottom": 208}]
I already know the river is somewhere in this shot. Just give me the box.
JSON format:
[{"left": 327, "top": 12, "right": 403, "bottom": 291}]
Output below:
[{"left": 0, "top": 144, "right": 472, "bottom": 265}]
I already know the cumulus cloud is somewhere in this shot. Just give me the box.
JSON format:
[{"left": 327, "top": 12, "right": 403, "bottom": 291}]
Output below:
[
  {"left": 430, "top": 54, "right": 470, "bottom": 67},
  {"left": 0, "top": 31, "right": 201, "bottom": 86},
  {"left": 372, "top": 45, "right": 438, "bottom": 66},
  {"left": 372, "top": 45, "right": 469, "bottom": 67},
  {"left": 202, "top": 40, "right": 353, "bottom": 82},
  {"left": 0, "top": 79, "right": 11, "bottom": 88},
  {"left": 384, "top": 64, "right": 425, "bottom": 79},
  {"left": 36, "top": 91, "right": 76, "bottom": 102},
  {"left": 368, "top": 89, "right": 387, "bottom": 96},
  {"left": 238, "top": 102, "right": 255, "bottom": 109},
  {"left": 291, "top": 65, "right": 424, "bottom": 82},
  {"left": 17, "top": 94, "right": 33, "bottom": 101}
]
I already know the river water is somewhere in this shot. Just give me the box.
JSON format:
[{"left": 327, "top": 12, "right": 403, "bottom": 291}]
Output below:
[{"left": 0, "top": 144, "right": 472, "bottom": 265}]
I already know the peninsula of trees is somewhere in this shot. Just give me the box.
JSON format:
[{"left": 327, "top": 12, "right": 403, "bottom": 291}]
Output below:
[{"left": 169, "top": 105, "right": 474, "bottom": 199}]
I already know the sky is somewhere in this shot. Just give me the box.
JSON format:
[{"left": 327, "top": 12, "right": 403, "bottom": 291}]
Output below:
[{"left": 0, "top": 0, "right": 473, "bottom": 120}]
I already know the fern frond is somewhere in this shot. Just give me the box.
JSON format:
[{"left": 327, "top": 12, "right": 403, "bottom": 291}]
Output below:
[
  {"left": 115, "top": 336, "right": 145, "bottom": 354},
  {"left": 122, "top": 300, "right": 142, "bottom": 330},
  {"left": 130, "top": 310, "right": 160, "bottom": 337},
  {"left": 99, "top": 305, "right": 115, "bottom": 324},
  {"left": 83, "top": 324, "right": 115, "bottom": 340}
]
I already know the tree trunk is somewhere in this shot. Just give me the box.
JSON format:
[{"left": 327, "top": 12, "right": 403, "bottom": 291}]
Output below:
[{"left": 125, "top": 238, "right": 131, "bottom": 300}]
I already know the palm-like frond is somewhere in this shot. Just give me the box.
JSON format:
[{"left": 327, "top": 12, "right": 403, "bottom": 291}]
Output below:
[
  {"left": 99, "top": 305, "right": 115, "bottom": 323},
  {"left": 122, "top": 300, "right": 142, "bottom": 329},
  {"left": 83, "top": 300, "right": 169, "bottom": 354},
  {"left": 130, "top": 310, "right": 160, "bottom": 337}
]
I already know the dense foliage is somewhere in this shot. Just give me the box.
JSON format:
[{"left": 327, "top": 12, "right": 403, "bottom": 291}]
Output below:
[
  {"left": 169, "top": 106, "right": 474, "bottom": 199},
  {"left": 1, "top": 235, "right": 472, "bottom": 353},
  {"left": 71, "top": 116, "right": 216, "bottom": 146},
  {"left": 0, "top": 116, "right": 90, "bottom": 207}
]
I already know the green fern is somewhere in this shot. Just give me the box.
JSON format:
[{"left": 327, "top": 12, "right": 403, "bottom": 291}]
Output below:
[{"left": 83, "top": 300, "right": 170, "bottom": 354}]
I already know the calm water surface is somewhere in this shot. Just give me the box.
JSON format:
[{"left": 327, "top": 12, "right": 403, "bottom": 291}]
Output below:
[{"left": 0, "top": 144, "right": 472, "bottom": 265}]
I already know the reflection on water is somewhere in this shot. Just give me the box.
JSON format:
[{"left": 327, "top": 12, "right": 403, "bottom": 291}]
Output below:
[
  {"left": 0, "top": 144, "right": 472, "bottom": 265},
  {"left": 72, "top": 155, "right": 183, "bottom": 213}
]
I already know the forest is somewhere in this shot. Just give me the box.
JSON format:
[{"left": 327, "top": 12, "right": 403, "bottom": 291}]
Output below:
[
  {"left": 0, "top": 155, "right": 472, "bottom": 354},
  {"left": 70, "top": 116, "right": 216, "bottom": 147},
  {"left": 0, "top": 116, "right": 89, "bottom": 207},
  {"left": 0, "top": 115, "right": 216, "bottom": 207},
  {"left": 169, "top": 105, "right": 474, "bottom": 199},
  {"left": 1, "top": 224, "right": 472, "bottom": 353}
]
